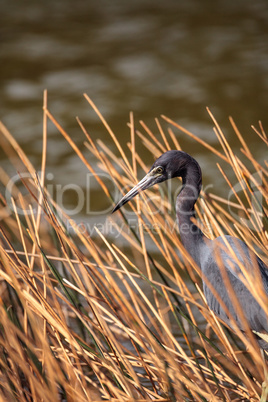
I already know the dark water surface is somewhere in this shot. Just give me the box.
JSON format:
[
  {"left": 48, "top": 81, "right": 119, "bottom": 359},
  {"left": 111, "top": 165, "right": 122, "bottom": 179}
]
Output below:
[{"left": 1, "top": 0, "right": 268, "bottom": 229}]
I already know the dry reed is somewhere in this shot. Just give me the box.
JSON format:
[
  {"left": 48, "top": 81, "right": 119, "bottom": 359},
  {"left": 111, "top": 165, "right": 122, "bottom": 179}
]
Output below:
[{"left": 0, "top": 91, "right": 267, "bottom": 401}]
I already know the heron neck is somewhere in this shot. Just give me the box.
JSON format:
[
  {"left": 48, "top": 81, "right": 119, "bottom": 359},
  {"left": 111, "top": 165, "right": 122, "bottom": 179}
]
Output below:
[{"left": 176, "top": 164, "right": 204, "bottom": 264}]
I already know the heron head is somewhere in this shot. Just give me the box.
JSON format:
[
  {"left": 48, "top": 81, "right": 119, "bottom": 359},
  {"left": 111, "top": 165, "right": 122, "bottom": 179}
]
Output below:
[{"left": 112, "top": 150, "right": 189, "bottom": 213}]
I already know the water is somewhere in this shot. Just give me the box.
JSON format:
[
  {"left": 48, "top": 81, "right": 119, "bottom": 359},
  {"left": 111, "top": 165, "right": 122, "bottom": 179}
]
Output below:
[
  {"left": 1, "top": 1, "right": 267, "bottom": 377},
  {"left": 1, "top": 0, "right": 268, "bottom": 226}
]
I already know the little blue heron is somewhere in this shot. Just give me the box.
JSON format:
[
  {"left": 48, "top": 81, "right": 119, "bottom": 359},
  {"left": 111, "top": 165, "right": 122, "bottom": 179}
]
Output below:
[{"left": 113, "top": 150, "right": 268, "bottom": 349}]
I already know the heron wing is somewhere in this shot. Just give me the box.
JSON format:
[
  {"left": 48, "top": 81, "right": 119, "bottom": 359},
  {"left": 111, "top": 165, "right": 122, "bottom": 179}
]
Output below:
[{"left": 200, "top": 235, "right": 268, "bottom": 339}]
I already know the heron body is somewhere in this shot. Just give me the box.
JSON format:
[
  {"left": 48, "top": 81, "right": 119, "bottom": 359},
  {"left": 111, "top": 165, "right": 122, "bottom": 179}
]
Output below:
[{"left": 113, "top": 150, "right": 268, "bottom": 349}]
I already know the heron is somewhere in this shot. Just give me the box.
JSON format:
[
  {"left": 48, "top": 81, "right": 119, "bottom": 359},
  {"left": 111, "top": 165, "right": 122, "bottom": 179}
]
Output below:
[{"left": 112, "top": 150, "right": 268, "bottom": 349}]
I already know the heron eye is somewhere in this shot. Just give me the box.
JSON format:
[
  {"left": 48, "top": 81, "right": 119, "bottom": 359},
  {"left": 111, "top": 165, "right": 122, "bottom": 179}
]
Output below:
[{"left": 155, "top": 166, "right": 163, "bottom": 174}]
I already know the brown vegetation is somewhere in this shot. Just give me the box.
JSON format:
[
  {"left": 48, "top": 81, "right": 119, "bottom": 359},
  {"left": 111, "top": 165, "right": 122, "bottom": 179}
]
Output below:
[{"left": 0, "top": 92, "right": 267, "bottom": 400}]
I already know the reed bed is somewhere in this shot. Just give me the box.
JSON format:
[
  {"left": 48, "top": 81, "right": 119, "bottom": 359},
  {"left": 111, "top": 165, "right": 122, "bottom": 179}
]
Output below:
[{"left": 0, "top": 92, "right": 267, "bottom": 401}]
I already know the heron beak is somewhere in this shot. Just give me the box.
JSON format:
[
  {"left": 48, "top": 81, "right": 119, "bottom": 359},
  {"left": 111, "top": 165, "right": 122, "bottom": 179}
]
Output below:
[{"left": 112, "top": 172, "right": 158, "bottom": 213}]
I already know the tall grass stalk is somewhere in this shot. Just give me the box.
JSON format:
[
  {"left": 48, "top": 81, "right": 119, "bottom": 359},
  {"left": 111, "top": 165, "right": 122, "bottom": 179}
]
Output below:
[{"left": 0, "top": 92, "right": 267, "bottom": 400}]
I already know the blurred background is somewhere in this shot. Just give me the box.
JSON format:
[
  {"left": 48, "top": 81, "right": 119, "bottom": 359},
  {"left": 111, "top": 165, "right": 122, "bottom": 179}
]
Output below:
[{"left": 1, "top": 0, "right": 268, "bottom": 228}]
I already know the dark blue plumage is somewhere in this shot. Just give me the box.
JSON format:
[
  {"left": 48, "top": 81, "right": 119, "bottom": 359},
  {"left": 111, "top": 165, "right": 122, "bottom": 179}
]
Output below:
[{"left": 113, "top": 150, "right": 268, "bottom": 348}]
